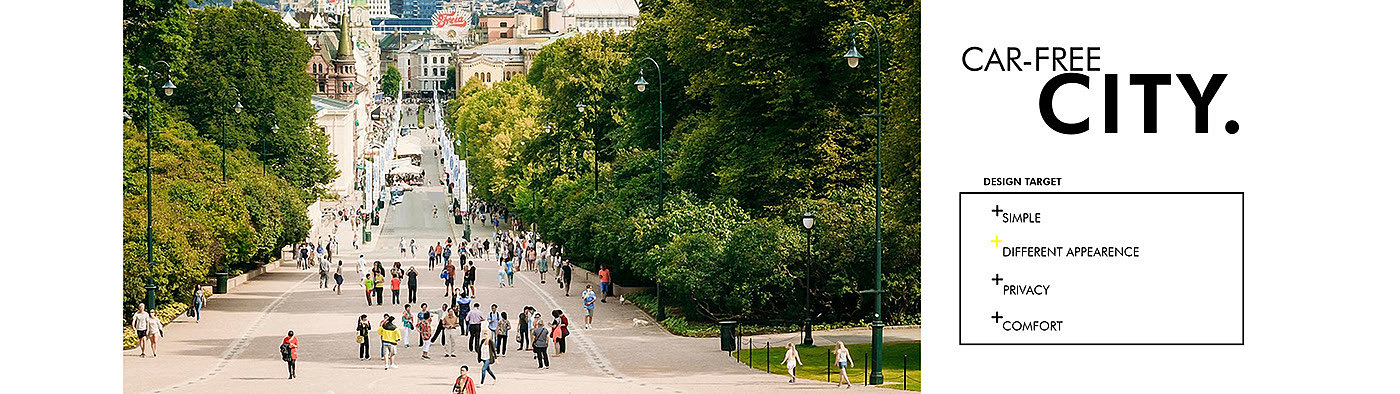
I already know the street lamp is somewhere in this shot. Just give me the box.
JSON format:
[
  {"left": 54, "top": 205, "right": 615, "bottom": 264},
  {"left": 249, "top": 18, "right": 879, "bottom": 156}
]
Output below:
[
  {"left": 265, "top": 114, "right": 279, "bottom": 174},
  {"left": 636, "top": 56, "right": 665, "bottom": 322},
  {"left": 844, "top": 20, "right": 887, "bottom": 385},
  {"left": 132, "top": 60, "right": 176, "bottom": 310},
  {"left": 573, "top": 102, "right": 599, "bottom": 196},
  {"left": 801, "top": 212, "right": 815, "bottom": 346}
]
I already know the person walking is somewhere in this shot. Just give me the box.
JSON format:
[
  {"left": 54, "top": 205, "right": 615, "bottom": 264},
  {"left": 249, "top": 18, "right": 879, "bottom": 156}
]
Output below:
[
  {"left": 363, "top": 274, "right": 374, "bottom": 306},
  {"left": 132, "top": 303, "right": 151, "bottom": 357},
  {"left": 581, "top": 285, "right": 596, "bottom": 329},
  {"left": 428, "top": 245, "right": 437, "bottom": 271},
  {"left": 495, "top": 311, "right": 510, "bottom": 356},
  {"left": 834, "top": 341, "right": 854, "bottom": 388},
  {"left": 406, "top": 266, "right": 419, "bottom": 303},
  {"left": 485, "top": 304, "right": 500, "bottom": 353},
  {"left": 318, "top": 257, "right": 330, "bottom": 288},
  {"left": 466, "top": 303, "right": 485, "bottom": 360},
  {"left": 334, "top": 261, "right": 345, "bottom": 295},
  {"left": 390, "top": 274, "right": 402, "bottom": 304},
  {"left": 516, "top": 307, "right": 531, "bottom": 351},
  {"left": 191, "top": 285, "right": 205, "bottom": 323},
  {"left": 378, "top": 314, "right": 400, "bottom": 369},
  {"left": 356, "top": 315, "right": 371, "bottom": 360},
  {"left": 465, "top": 261, "right": 477, "bottom": 296},
  {"left": 531, "top": 318, "right": 550, "bottom": 369},
  {"left": 443, "top": 263, "right": 457, "bottom": 297},
  {"left": 402, "top": 305, "right": 416, "bottom": 349},
  {"left": 560, "top": 261, "right": 572, "bottom": 296},
  {"left": 147, "top": 311, "right": 163, "bottom": 357},
  {"left": 782, "top": 343, "right": 803, "bottom": 384},
  {"left": 496, "top": 263, "right": 506, "bottom": 288},
  {"left": 374, "top": 270, "right": 386, "bottom": 306},
  {"left": 479, "top": 335, "right": 498, "bottom": 384},
  {"left": 441, "top": 306, "right": 459, "bottom": 357},
  {"left": 410, "top": 239, "right": 417, "bottom": 257},
  {"left": 452, "top": 365, "right": 477, "bottom": 394},
  {"left": 551, "top": 310, "right": 569, "bottom": 355},
  {"left": 598, "top": 266, "right": 612, "bottom": 303},
  {"left": 418, "top": 311, "right": 434, "bottom": 360},
  {"left": 400, "top": 238, "right": 407, "bottom": 258},
  {"left": 456, "top": 290, "right": 472, "bottom": 335},
  {"left": 281, "top": 331, "right": 298, "bottom": 379}
]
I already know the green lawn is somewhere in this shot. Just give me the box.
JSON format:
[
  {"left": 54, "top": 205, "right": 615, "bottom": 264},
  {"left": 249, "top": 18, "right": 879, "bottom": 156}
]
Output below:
[{"left": 735, "top": 341, "right": 920, "bottom": 391}]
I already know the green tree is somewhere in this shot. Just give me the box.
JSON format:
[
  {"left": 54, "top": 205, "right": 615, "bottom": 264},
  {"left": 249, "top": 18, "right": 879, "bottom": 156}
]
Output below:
[
  {"left": 383, "top": 64, "right": 401, "bottom": 96},
  {"left": 444, "top": 67, "right": 456, "bottom": 95},
  {"left": 177, "top": 1, "right": 334, "bottom": 197}
]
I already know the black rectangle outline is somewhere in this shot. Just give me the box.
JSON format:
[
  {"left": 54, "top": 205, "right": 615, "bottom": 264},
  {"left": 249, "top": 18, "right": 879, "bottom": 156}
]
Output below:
[{"left": 958, "top": 191, "right": 1245, "bottom": 346}]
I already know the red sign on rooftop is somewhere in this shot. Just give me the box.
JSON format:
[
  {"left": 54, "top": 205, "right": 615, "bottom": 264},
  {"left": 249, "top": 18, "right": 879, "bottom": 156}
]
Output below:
[{"left": 433, "top": 11, "right": 469, "bottom": 28}]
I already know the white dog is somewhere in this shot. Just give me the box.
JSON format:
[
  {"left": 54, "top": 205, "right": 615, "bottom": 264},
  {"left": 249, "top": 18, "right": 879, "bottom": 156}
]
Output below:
[
  {"left": 619, "top": 295, "right": 631, "bottom": 305},
  {"left": 632, "top": 318, "right": 651, "bottom": 327}
]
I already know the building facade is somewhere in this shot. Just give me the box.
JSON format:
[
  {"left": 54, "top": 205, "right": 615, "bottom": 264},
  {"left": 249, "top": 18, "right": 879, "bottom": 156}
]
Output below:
[
  {"left": 396, "top": 38, "right": 455, "bottom": 93},
  {"left": 454, "top": 37, "right": 548, "bottom": 88},
  {"left": 312, "top": 95, "right": 359, "bottom": 195},
  {"left": 560, "top": 0, "right": 638, "bottom": 33}
]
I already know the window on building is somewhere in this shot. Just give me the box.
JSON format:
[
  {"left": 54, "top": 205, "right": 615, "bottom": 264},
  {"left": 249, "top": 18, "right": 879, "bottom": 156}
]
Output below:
[
  {"left": 499, "top": 32, "right": 507, "bottom": 38},
  {"left": 319, "top": 81, "right": 325, "bottom": 92},
  {"left": 499, "top": 22, "right": 507, "bottom": 27}
]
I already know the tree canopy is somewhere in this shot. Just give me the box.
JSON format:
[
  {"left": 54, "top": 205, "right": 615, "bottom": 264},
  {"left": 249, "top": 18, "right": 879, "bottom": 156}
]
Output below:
[{"left": 447, "top": 0, "right": 920, "bottom": 325}]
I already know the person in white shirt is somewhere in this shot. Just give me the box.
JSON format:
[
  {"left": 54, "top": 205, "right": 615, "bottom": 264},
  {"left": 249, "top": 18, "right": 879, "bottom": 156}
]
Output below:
[
  {"left": 147, "top": 311, "right": 164, "bottom": 358},
  {"left": 357, "top": 255, "right": 368, "bottom": 279},
  {"left": 132, "top": 304, "right": 151, "bottom": 357}
]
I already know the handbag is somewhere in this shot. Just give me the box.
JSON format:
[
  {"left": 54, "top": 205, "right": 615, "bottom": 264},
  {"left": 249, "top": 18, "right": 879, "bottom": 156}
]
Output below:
[{"left": 357, "top": 335, "right": 366, "bottom": 344}]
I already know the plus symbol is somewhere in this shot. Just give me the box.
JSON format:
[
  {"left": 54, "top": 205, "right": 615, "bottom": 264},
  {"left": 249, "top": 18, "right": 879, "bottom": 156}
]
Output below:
[
  {"left": 991, "top": 236, "right": 1003, "bottom": 248},
  {"left": 992, "top": 274, "right": 1003, "bottom": 285},
  {"left": 991, "top": 204, "right": 1004, "bottom": 217},
  {"left": 991, "top": 311, "right": 1004, "bottom": 324}
]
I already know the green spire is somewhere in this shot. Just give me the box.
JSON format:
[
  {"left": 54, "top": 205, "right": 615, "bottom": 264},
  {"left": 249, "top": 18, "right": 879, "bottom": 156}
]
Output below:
[{"left": 338, "top": 10, "right": 352, "bottom": 60}]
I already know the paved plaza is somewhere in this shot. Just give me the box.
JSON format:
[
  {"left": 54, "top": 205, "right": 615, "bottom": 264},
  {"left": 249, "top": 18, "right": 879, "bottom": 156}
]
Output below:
[{"left": 122, "top": 126, "right": 917, "bottom": 393}]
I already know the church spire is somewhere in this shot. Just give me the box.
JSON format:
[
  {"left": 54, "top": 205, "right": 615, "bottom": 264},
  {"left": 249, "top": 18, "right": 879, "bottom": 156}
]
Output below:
[{"left": 338, "top": 9, "right": 353, "bottom": 60}]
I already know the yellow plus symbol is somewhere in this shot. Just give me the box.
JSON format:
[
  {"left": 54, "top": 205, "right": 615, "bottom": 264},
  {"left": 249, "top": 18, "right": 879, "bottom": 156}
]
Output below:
[{"left": 991, "top": 236, "right": 1003, "bottom": 248}]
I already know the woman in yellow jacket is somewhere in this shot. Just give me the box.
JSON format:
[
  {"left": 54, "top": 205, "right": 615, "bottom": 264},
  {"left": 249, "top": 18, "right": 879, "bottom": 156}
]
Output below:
[{"left": 378, "top": 314, "right": 401, "bottom": 370}]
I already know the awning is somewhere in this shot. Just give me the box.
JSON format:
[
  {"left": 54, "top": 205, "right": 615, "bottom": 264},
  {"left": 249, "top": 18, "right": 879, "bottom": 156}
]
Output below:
[
  {"left": 389, "top": 165, "right": 423, "bottom": 175},
  {"left": 395, "top": 141, "right": 423, "bottom": 156}
]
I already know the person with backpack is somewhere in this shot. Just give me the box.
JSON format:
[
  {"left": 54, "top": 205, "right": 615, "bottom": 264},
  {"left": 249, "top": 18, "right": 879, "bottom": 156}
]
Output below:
[
  {"left": 551, "top": 310, "right": 569, "bottom": 355},
  {"left": 443, "top": 263, "right": 457, "bottom": 297},
  {"left": 495, "top": 311, "right": 510, "bottom": 356},
  {"left": 281, "top": 330, "right": 298, "bottom": 379},
  {"left": 560, "top": 261, "right": 573, "bottom": 296},
  {"left": 465, "top": 261, "right": 477, "bottom": 296},
  {"left": 378, "top": 314, "right": 400, "bottom": 369}
]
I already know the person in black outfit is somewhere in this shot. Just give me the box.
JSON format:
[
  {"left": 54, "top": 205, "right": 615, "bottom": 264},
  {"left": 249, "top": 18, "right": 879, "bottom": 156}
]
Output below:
[
  {"left": 561, "top": 262, "right": 573, "bottom": 296},
  {"left": 356, "top": 314, "right": 371, "bottom": 360},
  {"left": 406, "top": 267, "right": 419, "bottom": 303},
  {"left": 465, "top": 262, "right": 476, "bottom": 295}
]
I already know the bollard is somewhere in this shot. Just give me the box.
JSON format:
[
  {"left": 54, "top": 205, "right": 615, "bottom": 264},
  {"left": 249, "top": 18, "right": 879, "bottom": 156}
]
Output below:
[
  {"left": 903, "top": 354, "right": 908, "bottom": 389},
  {"left": 863, "top": 353, "right": 868, "bottom": 386},
  {"left": 765, "top": 341, "right": 770, "bottom": 373},
  {"left": 826, "top": 351, "right": 831, "bottom": 382}
]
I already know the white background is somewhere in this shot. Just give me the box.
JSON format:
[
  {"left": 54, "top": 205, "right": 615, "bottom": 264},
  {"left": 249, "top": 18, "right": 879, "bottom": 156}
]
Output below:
[
  {"left": 2, "top": 0, "right": 1398, "bottom": 391},
  {"left": 926, "top": 1, "right": 1400, "bottom": 392},
  {"left": 960, "top": 193, "right": 1243, "bottom": 344}
]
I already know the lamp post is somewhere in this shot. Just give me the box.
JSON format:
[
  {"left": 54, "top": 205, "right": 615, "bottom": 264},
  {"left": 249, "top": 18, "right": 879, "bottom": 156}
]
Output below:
[
  {"left": 635, "top": 56, "right": 665, "bottom": 322},
  {"left": 843, "top": 20, "right": 886, "bottom": 385},
  {"left": 132, "top": 60, "right": 176, "bottom": 310},
  {"left": 576, "top": 102, "right": 598, "bottom": 197},
  {"left": 225, "top": 87, "right": 243, "bottom": 183},
  {"left": 264, "top": 114, "right": 278, "bottom": 174},
  {"left": 801, "top": 212, "right": 815, "bottom": 346}
]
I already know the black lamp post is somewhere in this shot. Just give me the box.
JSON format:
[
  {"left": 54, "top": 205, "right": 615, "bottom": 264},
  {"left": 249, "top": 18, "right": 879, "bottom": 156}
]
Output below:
[
  {"left": 635, "top": 56, "right": 665, "bottom": 322},
  {"left": 843, "top": 20, "right": 886, "bottom": 385},
  {"left": 133, "top": 60, "right": 176, "bottom": 310},
  {"left": 264, "top": 114, "right": 278, "bottom": 174},
  {"left": 801, "top": 212, "right": 815, "bottom": 346},
  {"left": 575, "top": 102, "right": 598, "bottom": 197}
]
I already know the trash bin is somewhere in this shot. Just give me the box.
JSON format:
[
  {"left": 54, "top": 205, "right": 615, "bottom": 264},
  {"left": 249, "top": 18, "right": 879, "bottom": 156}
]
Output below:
[
  {"left": 719, "top": 321, "right": 739, "bottom": 351},
  {"left": 372, "top": 213, "right": 380, "bottom": 226},
  {"left": 454, "top": 214, "right": 462, "bottom": 224},
  {"left": 363, "top": 229, "right": 372, "bottom": 243},
  {"left": 215, "top": 272, "right": 229, "bottom": 294}
]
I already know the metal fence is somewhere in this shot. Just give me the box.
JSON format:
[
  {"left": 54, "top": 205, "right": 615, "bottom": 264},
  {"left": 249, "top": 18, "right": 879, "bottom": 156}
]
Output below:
[{"left": 731, "top": 338, "right": 919, "bottom": 390}]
